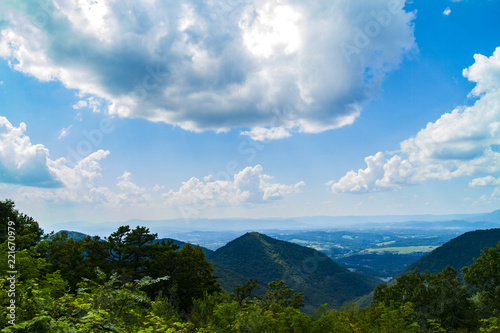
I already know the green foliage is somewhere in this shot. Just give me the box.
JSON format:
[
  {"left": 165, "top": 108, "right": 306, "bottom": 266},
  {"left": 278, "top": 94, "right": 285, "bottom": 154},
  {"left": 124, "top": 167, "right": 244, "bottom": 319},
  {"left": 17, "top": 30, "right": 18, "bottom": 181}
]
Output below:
[
  {"left": 3, "top": 201, "right": 500, "bottom": 332},
  {"left": 234, "top": 278, "right": 259, "bottom": 305},
  {"left": 1, "top": 269, "right": 181, "bottom": 332},
  {"left": 463, "top": 241, "right": 500, "bottom": 317},
  {"left": 480, "top": 316, "right": 500, "bottom": 333},
  {"left": 361, "top": 302, "right": 420, "bottom": 333},
  {"left": 0, "top": 199, "right": 43, "bottom": 250},
  {"left": 259, "top": 279, "right": 305, "bottom": 310},
  {"left": 374, "top": 266, "right": 478, "bottom": 331},
  {"left": 36, "top": 231, "right": 87, "bottom": 291}
]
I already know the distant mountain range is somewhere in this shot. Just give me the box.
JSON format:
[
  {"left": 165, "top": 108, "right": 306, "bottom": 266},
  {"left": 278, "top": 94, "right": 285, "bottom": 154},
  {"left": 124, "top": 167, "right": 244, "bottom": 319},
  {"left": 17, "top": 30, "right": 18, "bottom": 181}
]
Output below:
[{"left": 46, "top": 210, "right": 500, "bottom": 236}]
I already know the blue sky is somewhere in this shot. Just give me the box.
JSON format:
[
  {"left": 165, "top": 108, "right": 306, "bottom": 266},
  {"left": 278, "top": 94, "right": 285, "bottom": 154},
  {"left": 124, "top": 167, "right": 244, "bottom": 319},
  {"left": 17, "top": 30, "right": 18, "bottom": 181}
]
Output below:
[{"left": 0, "top": 0, "right": 499, "bottom": 227}]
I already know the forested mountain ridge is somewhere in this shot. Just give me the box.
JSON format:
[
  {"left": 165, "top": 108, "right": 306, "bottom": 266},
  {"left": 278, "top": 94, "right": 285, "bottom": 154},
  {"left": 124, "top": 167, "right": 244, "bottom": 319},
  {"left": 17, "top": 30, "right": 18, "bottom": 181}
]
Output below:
[
  {"left": 355, "top": 227, "right": 500, "bottom": 308},
  {"left": 402, "top": 228, "right": 500, "bottom": 275},
  {"left": 208, "top": 232, "right": 381, "bottom": 312},
  {"left": 55, "top": 229, "right": 382, "bottom": 310},
  {"left": 2, "top": 199, "right": 500, "bottom": 332}
]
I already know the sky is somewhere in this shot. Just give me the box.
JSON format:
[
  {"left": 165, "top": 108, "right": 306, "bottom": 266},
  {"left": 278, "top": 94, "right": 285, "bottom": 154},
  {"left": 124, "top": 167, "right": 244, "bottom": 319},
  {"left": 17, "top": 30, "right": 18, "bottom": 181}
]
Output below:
[{"left": 0, "top": 0, "right": 499, "bottom": 227}]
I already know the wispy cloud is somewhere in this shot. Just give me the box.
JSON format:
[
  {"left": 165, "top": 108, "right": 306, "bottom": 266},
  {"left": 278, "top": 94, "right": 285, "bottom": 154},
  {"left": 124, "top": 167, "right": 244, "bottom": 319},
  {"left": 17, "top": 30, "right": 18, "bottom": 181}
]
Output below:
[{"left": 58, "top": 125, "right": 73, "bottom": 139}]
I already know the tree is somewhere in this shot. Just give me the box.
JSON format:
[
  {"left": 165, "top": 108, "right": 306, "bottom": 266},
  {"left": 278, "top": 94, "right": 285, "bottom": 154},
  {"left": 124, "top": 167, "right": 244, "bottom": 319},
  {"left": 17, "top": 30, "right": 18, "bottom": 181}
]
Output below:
[
  {"left": 157, "top": 243, "right": 221, "bottom": 314},
  {"left": 373, "top": 266, "right": 477, "bottom": 331},
  {"left": 36, "top": 231, "right": 87, "bottom": 291},
  {"left": 0, "top": 199, "right": 44, "bottom": 250},
  {"left": 234, "top": 279, "right": 259, "bottom": 306},
  {"left": 463, "top": 241, "right": 500, "bottom": 317},
  {"left": 259, "top": 279, "right": 304, "bottom": 310},
  {"left": 106, "top": 225, "right": 159, "bottom": 280},
  {"left": 81, "top": 235, "right": 111, "bottom": 273}
]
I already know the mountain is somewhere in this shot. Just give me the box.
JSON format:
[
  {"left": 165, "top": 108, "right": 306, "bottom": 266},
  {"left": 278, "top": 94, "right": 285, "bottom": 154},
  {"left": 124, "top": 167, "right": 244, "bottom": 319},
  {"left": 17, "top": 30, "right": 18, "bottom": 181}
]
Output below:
[
  {"left": 401, "top": 228, "right": 500, "bottom": 275},
  {"left": 56, "top": 230, "right": 88, "bottom": 241},
  {"left": 155, "top": 238, "right": 252, "bottom": 294},
  {"left": 46, "top": 209, "right": 500, "bottom": 236},
  {"left": 465, "top": 209, "right": 500, "bottom": 223},
  {"left": 156, "top": 238, "right": 214, "bottom": 256},
  {"left": 207, "top": 232, "right": 381, "bottom": 313},
  {"left": 353, "top": 228, "right": 500, "bottom": 308}
]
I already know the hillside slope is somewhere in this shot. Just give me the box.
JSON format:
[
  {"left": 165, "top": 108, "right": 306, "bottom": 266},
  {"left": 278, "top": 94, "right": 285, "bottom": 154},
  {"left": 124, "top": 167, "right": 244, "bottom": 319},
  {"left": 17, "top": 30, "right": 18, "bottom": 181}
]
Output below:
[
  {"left": 207, "top": 232, "right": 381, "bottom": 311},
  {"left": 156, "top": 238, "right": 214, "bottom": 256},
  {"left": 402, "top": 228, "right": 500, "bottom": 275}
]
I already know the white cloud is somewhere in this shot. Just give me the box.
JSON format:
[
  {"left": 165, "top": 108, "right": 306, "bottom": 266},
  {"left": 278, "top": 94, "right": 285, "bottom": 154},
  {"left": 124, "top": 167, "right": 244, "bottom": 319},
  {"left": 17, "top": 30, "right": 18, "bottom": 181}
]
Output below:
[
  {"left": 72, "top": 97, "right": 105, "bottom": 112},
  {"left": 240, "top": 126, "right": 291, "bottom": 141},
  {"left": 80, "top": 171, "right": 154, "bottom": 207},
  {"left": 0, "top": 0, "right": 415, "bottom": 137},
  {"left": 58, "top": 125, "right": 73, "bottom": 139},
  {"left": 329, "top": 47, "right": 500, "bottom": 193},
  {"left": 48, "top": 150, "right": 110, "bottom": 192},
  {"left": 73, "top": 100, "right": 88, "bottom": 109},
  {"left": 0, "top": 114, "right": 302, "bottom": 209},
  {"left": 0, "top": 116, "right": 114, "bottom": 203},
  {"left": 469, "top": 176, "right": 500, "bottom": 187},
  {"left": 12, "top": 150, "right": 155, "bottom": 207},
  {"left": 164, "top": 165, "right": 304, "bottom": 206},
  {"left": 240, "top": 1, "right": 301, "bottom": 58},
  {"left": 0, "top": 116, "right": 62, "bottom": 187},
  {"left": 443, "top": 7, "right": 451, "bottom": 16}
]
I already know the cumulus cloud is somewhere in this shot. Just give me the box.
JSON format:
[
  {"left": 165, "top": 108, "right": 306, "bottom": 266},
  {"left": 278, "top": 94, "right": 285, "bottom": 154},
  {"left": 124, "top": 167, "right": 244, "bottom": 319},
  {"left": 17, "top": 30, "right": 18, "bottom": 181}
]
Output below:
[
  {"left": 0, "top": 114, "right": 302, "bottom": 209},
  {"left": 11, "top": 148, "right": 157, "bottom": 207},
  {"left": 329, "top": 47, "right": 500, "bottom": 193},
  {"left": 469, "top": 176, "right": 500, "bottom": 187},
  {"left": 0, "top": 116, "right": 115, "bottom": 203},
  {"left": 164, "top": 165, "right": 304, "bottom": 206},
  {"left": 0, "top": 0, "right": 415, "bottom": 137},
  {"left": 80, "top": 171, "right": 154, "bottom": 207},
  {"left": 0, "top": 116, "right": 62, "bottom": 187},
  {"left": 443, "top": 7, "right": 451, "bottom": 16}
]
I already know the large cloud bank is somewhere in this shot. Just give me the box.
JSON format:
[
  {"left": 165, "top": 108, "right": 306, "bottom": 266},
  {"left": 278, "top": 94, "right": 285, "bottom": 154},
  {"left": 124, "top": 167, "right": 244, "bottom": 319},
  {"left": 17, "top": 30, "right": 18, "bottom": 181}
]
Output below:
[
  {"left": 0, "top": 0, "right": 415, "bottom": 138},
  {"left": 329, "top": 47, "right": 500, "bottom": 193}
]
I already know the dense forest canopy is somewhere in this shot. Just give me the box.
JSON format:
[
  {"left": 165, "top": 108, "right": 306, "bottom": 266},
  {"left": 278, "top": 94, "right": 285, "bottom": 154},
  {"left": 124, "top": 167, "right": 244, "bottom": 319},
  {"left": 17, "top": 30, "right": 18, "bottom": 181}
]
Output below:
[{"left": 1, "top": 199, "right": 499, "bottom": 332}]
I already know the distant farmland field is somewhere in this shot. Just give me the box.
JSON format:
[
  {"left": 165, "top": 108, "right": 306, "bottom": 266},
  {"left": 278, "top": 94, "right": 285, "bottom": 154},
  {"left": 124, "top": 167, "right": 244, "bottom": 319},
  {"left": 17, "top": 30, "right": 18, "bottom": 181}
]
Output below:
[{"left": 363, "top": 246, "right": 438, "bottom": 254}]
